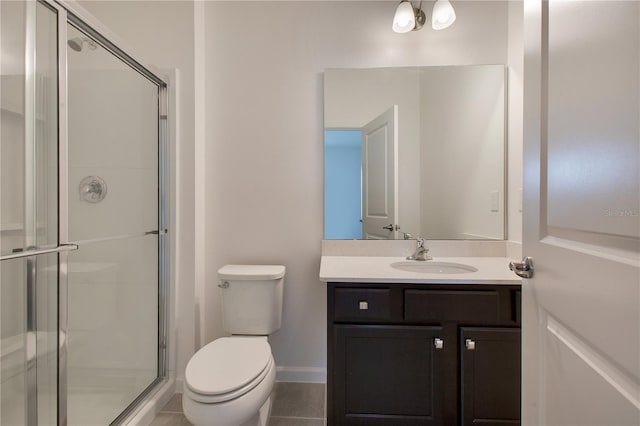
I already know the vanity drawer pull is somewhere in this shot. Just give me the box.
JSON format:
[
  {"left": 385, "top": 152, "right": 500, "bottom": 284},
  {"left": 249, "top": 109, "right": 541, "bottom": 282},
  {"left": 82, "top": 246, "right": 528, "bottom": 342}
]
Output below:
[
  {"left": 465, "top": 339, "right": 476, "bottom": 350},
  {"left": 334, "top": 288, "right": 392, "bottom": 321},
  {"left": 434, "top": 338, "right": 444, "bottom": 350}
]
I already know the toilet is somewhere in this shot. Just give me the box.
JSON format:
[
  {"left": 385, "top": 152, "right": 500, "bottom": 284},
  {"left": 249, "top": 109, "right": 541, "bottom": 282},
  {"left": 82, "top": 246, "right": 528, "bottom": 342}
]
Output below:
[{"left": 183, "top": 264, "right": 285, "bottom": 426}]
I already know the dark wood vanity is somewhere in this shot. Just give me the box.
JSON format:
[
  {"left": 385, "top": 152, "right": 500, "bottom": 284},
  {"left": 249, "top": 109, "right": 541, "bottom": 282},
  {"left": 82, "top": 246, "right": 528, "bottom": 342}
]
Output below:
[{"left": 327, "top": 281, "right": 521, "bottom": 426}]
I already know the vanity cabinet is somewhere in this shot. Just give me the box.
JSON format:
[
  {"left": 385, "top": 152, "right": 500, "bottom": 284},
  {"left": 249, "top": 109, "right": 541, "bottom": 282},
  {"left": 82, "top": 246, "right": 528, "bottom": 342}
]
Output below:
[
  {"left": 327, "top": 282, "right": 521, "bottom": 426},
  {"left": 460, "top": 327, "right": 521, "bottom": 426},
  {"left": 333, "top": 324, "right": 444, "bottom": 425}
]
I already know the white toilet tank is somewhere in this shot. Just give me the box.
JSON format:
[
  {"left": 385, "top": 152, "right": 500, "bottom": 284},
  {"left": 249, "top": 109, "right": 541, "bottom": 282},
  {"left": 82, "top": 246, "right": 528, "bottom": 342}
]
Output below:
[{"left": 217, "top": 265, "right": 285, "bottom": 335}]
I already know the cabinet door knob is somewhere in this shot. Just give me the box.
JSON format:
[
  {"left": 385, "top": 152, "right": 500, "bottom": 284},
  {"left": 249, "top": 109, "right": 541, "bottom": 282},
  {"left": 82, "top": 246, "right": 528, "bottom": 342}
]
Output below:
[
  {"left": 465, "top": 339, "right": 476, "bottom": 350},
  {"left": 358, "top": 301, "right": 369, "bottom": 310},
  {"left": 434, "top": 338, "right": 444, "bottom": 349}
]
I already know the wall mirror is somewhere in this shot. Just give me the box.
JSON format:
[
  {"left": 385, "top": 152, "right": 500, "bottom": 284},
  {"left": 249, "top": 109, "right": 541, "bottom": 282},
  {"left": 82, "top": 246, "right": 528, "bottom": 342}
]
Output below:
[{"left": 324, "top": 65, "right": 506, "bottom": 240}]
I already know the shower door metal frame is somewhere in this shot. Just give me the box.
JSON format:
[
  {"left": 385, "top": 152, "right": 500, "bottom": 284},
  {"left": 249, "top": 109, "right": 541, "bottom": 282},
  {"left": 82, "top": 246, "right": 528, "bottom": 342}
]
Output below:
[
  {"left": 55, "top": 5, "right": 70, "bottom": 425},
  {"left": 33, "top": 1, "right": 170, "bottom": 424}
]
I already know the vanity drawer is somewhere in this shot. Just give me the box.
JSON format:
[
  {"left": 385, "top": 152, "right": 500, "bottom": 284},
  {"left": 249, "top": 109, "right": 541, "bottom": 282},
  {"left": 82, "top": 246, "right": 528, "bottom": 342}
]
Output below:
[
  {"left": 404, "top": 289, "right": 501, "bottom": 323},
  {"left": 334, "top": 288, "right": 393, "bottom": 322}
]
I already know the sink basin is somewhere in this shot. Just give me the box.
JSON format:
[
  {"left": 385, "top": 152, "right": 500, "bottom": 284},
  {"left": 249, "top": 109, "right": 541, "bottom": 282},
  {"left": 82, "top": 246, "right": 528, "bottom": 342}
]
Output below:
[{"left": 391, "top": 261, "right": 478, "bottom": 274}]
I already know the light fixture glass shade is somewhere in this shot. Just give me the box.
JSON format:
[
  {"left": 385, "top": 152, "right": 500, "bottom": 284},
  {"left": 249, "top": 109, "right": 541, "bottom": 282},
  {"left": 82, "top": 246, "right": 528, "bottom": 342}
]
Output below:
[
  {"left": 392, "top": 1, "right": 416, "bottom": 33},
  {"left": 432, "top": 0, "right": 456, "bottom": 30}
]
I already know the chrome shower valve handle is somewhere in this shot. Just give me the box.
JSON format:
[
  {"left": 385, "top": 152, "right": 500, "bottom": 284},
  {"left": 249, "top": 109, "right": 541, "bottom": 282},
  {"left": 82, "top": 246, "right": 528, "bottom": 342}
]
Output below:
[{"left": 79, "top": 176, "right": 107, "bottom": 203}]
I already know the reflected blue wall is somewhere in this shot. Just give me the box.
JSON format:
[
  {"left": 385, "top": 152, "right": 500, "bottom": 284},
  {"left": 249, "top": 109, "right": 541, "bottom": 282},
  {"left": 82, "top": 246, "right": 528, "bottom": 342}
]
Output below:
[{"left": 324, "top": 130, "right": 362, "bottom": 239}]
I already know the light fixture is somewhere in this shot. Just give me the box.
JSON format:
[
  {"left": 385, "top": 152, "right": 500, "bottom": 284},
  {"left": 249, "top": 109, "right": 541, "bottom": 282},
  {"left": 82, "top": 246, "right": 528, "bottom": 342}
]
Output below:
[
  {"left": 392, "top": 0, "right": 426, "bottom": 34},
  {"left": 431, "top": 0, "right": 456, "bottom": 30}
]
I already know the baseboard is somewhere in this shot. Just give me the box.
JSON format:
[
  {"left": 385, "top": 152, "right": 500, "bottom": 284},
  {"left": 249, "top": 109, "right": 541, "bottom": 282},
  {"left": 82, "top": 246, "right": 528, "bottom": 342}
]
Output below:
[{"left": 276, "top": 366, "right": 326, "bottom": 383}]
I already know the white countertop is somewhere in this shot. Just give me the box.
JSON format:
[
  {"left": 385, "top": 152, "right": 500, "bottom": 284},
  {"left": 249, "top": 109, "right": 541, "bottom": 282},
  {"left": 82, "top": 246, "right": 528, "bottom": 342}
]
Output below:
[{"left": 319, "top": 256, "right": 521, "bottom": 285}]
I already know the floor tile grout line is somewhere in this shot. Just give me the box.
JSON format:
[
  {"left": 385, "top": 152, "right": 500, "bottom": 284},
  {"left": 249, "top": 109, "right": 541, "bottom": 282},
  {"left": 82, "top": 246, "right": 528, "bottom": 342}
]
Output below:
[{"left": 268, "top": 416, "right": 326, "bottom": 420}]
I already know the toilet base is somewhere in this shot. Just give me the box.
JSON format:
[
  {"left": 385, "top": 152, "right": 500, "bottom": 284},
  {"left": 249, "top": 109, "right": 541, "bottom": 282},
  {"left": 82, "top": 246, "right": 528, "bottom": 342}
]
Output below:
[
  {"left": 185, "top": 393, "right": 271, "bottom": 426},
  {"left": 239, "top": 395, "right": 272, "bottom": 426}
]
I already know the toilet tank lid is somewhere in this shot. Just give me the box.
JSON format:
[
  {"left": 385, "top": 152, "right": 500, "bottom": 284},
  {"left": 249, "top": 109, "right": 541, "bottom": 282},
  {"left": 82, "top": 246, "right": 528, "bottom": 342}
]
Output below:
[{"left": 218, "top": 264, "right": 285, "bottom": 280}]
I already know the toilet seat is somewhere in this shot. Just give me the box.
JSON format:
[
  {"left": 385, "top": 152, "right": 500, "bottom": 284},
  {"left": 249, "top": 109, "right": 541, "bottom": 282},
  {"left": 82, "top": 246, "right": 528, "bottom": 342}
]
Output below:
[
  {"left": 185, "top": 337, "right": 272, "bottom": 404},
  {"left": 185, "top": 356, "right": 274, "bottom": 404}
]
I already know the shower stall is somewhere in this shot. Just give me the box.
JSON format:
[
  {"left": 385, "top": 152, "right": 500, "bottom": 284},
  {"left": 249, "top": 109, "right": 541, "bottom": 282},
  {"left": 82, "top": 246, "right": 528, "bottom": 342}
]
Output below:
[{"left": 1, "top": 1, "right": 170, "bottom": 424}]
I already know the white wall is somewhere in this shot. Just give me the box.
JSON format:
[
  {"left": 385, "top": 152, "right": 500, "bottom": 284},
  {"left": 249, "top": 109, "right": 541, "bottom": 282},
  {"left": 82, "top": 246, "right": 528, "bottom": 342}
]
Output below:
[
  {"left": 420, "top": 65, "right": 505, "bottom": 239},
  {"left": 203, "top": 0, "right": 509, "bottom": 380},
  {"left": 508, "top": 1, "right": 524, "bottom": 243}
]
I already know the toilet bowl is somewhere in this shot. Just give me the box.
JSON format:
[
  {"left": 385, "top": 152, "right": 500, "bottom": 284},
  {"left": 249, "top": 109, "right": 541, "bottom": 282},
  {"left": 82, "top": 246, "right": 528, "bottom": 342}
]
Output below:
[
  {"left": 182, "top": 265, "right": 285, "bottom": 426},
  {"left": 183, "top": 337, "right": 276, "bottom": 426}
]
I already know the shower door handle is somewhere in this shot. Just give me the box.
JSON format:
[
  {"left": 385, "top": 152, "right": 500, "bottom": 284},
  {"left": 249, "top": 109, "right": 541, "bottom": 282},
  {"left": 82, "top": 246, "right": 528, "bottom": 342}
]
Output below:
[{"left": 0, "top": 244, "right": 79, "bottom": 261}]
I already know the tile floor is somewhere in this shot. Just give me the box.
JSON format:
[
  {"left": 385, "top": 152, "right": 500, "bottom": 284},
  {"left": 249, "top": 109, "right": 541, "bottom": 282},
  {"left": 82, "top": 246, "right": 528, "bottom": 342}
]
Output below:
[{"left": 150, "top": 382, "right": 326, "bottom": 426}]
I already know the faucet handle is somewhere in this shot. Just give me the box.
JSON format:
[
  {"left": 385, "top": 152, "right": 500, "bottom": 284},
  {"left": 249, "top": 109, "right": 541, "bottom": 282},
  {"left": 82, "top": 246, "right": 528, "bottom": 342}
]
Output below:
[{"left": 416, "top": 237, "right": 425, "bottom": 248}]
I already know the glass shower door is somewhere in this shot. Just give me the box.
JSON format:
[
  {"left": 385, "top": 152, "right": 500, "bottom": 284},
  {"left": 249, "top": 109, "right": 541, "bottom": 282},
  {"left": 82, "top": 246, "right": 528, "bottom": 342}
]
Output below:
[
  {"left": 1, "top": 1, "right": 60, "bottom": 425},
  {"left": 1, "top": 3, "right": 167, "bottom": 423},
  {"left": 65, "top": 22, "right": 161, "bottom": 426}
]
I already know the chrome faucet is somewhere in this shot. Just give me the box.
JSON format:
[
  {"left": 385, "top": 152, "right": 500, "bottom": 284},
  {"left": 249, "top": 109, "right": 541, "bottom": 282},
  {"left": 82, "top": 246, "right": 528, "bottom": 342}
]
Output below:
[{"left": 406, "top": 237, "right": 432, "bottom": 261}]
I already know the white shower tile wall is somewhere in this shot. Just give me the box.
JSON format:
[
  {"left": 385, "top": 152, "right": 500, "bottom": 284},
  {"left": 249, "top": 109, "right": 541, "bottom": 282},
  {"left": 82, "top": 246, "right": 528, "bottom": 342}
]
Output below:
[{"left": 67, "top": 66, "right": 158, "bottom": 242}]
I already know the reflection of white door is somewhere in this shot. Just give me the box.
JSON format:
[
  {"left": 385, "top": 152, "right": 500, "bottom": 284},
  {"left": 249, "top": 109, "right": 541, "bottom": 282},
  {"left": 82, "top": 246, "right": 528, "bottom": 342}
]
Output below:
[
  {"left": 522, "top": 2, "right": 640, "bottom": 425},
  {"left": 361, "top": 106, "right": 398, "bottom": 240}
]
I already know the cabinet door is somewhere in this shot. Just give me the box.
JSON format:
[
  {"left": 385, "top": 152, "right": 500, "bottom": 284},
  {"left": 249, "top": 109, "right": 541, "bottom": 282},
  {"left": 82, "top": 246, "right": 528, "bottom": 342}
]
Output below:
[
  {"left": 460, "top": 327, "right": 521, "bottom": 426},
  {"left": 333, "top": 325, "right": 444, "bottom": 425}
]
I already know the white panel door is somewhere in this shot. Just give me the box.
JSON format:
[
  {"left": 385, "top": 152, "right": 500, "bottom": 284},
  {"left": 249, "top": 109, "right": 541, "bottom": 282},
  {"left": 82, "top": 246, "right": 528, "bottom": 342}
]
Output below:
[
  {"left": 522, "top": 1, "right": 640, "bottom": 425},
  {"left": 361, "top": 106, "right": 398, "bottom": 240}
]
